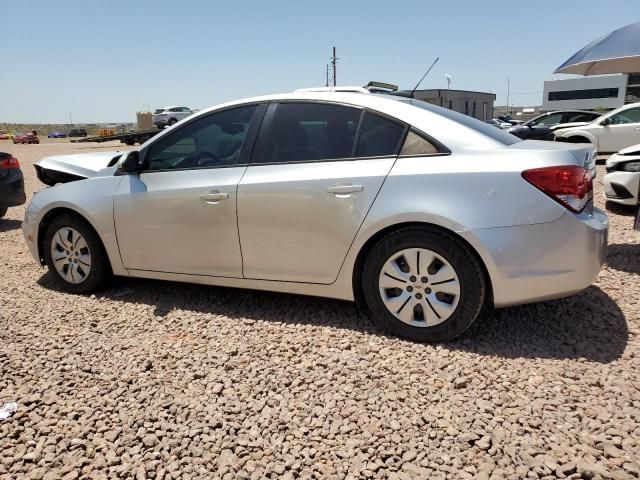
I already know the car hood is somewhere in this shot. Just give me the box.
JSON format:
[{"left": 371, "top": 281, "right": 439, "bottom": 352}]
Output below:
[
  {"left": 606, "top": 143, "right": 640, "bottom": 168},
  {"left": 548, "top": 122, "right": 591, "bottom": 131},
  {"left": 34, "top": 151, "right": 122, "bottom": 186}
]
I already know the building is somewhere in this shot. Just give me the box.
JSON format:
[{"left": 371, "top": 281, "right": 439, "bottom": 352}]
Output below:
[
  {"left": 412, "top": 89, "right": 496, "bottom": 120},
  {"left": 542, "top": 74, "right": 640, "bottom": 111}
]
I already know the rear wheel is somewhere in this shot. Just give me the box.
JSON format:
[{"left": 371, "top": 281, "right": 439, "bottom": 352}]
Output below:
[
  {"left": 362, "top": 226, "right": 486, "bottom": 342},
  {"left": 43, "top": 214, "right": 112, "bottom": 293},
  {"left": 168, "top": 118, "right": 177, "bottom": 126},
  {"left": 0, "top": 207, "right": 7, "bottom": 218}
]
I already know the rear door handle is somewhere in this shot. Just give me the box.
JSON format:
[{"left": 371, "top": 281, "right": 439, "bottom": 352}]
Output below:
[
  {"left": 199, "top": 190, "right": 229, "bottom": 204},
  {"left": 327, "top": 184, "right": 364, "bottom": 195}
]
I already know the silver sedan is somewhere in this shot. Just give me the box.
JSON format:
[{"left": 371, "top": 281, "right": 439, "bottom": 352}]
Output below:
[{"left": 22, "top": 91, "right": 608, "bottom": 342}]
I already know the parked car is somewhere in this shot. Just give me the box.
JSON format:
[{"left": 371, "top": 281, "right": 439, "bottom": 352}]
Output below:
[
  {"left": 603, "top": 143, "right": 640, "bottom": 206},
  {"left": 486, "top": 119, "right": 512, "bottom": 129},
  {"left": 508, "top": 110, "right": 602, "bottom": 140},
  {"left": 23, "top": 91, "right": 607, "bottom": 342},
  {"left": 0, "top": 152, "right": 26, "bottom": 218},
  {"left": 0, "top": 132, "right": 15, "bottom": 141},
  {"left": 68, "top": 128, "right": 88, "bottom": 137},
  {"left": 47, "top": 132, "right": 68, "bottom": 139},
  {"left": 497, "top": 116, "right": 524, "bottom": 126},
  {"left": 13, "top": 133, "right": 39, "bottom": 144},
  {"left": 554, "top": 102, "right": 640, "bottom": 154},
  {"left": 152, "top": 106, "right": 195, "bottom": 128}
]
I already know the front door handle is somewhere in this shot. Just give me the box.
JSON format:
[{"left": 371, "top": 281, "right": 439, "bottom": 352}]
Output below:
[
  {"left": 199, "top": 190, "right": 229, "bottom": 204},
  {"left": 327, "top": 184, "right": 364, "bottom": 195}
]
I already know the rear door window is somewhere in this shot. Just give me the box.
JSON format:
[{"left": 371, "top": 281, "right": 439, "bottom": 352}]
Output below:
[
  {"left": 355, "top": 112, "right": 405, "bottom": 157},
  {"left": 253, "top": 103, "right": 361, "bottom": 163}
]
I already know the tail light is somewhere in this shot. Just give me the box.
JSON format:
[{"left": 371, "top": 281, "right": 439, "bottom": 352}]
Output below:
[
  {"left": 0, "top": 156, "right": 20, "bottom": 169},
  {"left": 522, "top": 165, "right": 593, "bottom": 213}
]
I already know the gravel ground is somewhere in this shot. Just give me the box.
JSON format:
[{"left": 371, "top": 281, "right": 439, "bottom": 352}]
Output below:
[{"left": 0, "top": 140, "right": 639, "bottom": 480}]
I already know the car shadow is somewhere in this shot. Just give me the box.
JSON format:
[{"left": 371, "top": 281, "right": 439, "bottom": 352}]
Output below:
[
  {"left": 37, "top": 274, "right": 627, "bottom": 364},
  {"left": 0, "top": 219, "right": 22, "bottom": 233},
  {"left": 606, "top": 243, "right": 640, "bottom": 275},
  {"left": 605, "top": 201, "right": 637, "bottom": 217}
]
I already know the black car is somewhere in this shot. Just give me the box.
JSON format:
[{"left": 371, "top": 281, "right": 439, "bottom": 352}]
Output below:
[
  {"left": 507, "top": 110, "right": 601, "bottom": 140},
  {"left": 0, "top": 152, "right": 26, "bottom": 218},
  {"left": 68, "top": 128, "right": 88, "bottom": 137}
]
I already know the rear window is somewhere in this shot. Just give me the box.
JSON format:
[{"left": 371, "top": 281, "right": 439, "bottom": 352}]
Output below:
[
  {"left": 154, "top": 109, "right": 165, "bottom": 114},
  {"left": 408, "top": 99, "right": 522, "bottom": 146}
]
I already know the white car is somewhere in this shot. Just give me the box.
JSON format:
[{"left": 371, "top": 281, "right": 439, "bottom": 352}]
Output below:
[
  {"left": 603, "top": 144, "right": 640, "bottom": 206},
  {"left": 152, "top": 106, "right": 196, "bottom": 128},
  {"left": 554, "top": 102, "right": 640, "bottom": 154}
]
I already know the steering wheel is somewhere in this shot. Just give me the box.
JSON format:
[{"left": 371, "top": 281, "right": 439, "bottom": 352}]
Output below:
[{"left": 196, "top": 151, "right": 222, "bottom": 167}]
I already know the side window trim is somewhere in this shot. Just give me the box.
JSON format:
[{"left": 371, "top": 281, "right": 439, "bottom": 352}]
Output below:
[
  {"left": 350, "top": 110, "right": 366, "bottom": 158},
  {"left": 247, "top": 101, "right": 449, "bottom": 166},
  {"left": 140, "top": 102, "right": 267, "bottom": 173}
]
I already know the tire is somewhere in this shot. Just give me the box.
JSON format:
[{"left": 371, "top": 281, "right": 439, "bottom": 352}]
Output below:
[
  {"left": 124, "top": 137, "right": 135, "bottom": 146},
  {"left": 0, "top": 207, "right": 7, "bottom": 218},
  {"left": 361, "top": 226, "right": 486, "bottom": 342},
  {"left": 168, "top": 118, "right": 177, "bottom": 126},
  {"left": 43, "top": 213, "right": 112, "bottom": 293}
]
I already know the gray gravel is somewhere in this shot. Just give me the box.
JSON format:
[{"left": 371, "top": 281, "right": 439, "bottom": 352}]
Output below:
[{"left": 1, "top": 141, "right": 639, "bottom": 480}]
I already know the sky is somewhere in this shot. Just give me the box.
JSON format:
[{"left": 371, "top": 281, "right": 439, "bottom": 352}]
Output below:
[{"left": 2, "top": 0, "right": 639, "bottom": 123}]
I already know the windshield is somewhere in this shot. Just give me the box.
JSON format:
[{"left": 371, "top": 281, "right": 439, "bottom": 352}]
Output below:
[{"left": 407, "top": 99, "right": 522, "bottom": 146}]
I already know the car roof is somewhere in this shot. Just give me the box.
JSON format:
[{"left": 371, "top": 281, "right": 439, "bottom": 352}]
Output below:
[{"left": 149, "top": 91, "right": 520, "bottom": 151}]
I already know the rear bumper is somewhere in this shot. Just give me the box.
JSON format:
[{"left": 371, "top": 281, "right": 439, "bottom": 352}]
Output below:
[
  {"left": 0, "top": 170, "right": 26, "bottom": 208},
  {"left": 463, "top": 207, "right": 608, "bottom": 308}
]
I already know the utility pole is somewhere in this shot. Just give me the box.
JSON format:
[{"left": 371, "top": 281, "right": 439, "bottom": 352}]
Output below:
[
  {"left": 505, "top": 77, "right": 510, "bottom": 115},
  {"left": 326, "top": 64, "right": 330, "bottom": 87},
  {"left": 66, "top": 110, "right": 72, "bottom": 125},
  {"left": 331, "top": 47, "right": 338, "bottom": 87}
]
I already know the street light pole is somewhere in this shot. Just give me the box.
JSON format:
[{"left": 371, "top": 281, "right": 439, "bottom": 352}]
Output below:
[
  {"left": 66, "top": 111, "right": 73, "bottom": 126},
  {"left": 445, "top": 74, "right": 452, "bottom": 109}
]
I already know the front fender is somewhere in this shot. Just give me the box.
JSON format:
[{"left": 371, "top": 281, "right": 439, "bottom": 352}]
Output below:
[
  {"left": 555, "top": 129, "right": 596, "bottom": 146},
  {"left": 27, "top": 177, "right": 127, "bottom": 275}
]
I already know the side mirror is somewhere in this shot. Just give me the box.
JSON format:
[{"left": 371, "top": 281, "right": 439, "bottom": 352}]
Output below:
[
  {"left": 601, "top": 117, "right": 611, "bottom": 126},
  {"left": 116, "top": 150, "right": 140, "bottom": 175}
]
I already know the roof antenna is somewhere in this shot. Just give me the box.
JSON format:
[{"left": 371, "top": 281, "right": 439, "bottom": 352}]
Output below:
[{"left": 409, "top": 57, "right": 439, "bottom": 98}]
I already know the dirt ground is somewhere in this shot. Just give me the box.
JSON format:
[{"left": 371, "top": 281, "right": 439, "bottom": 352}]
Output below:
[{"left": 0, "top": 139, "right": 639, "bottom": 480}]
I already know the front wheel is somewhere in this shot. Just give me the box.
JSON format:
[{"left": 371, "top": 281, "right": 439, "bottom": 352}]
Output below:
[
  {"left": 43, "top": 214, "right": 112, "bottom": 293},
  {"left": 362, "top": 227, "right": 486, "bottom": 342},
  {"left": 0, "top": 207, "right": 7, "bottom": 218}
]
